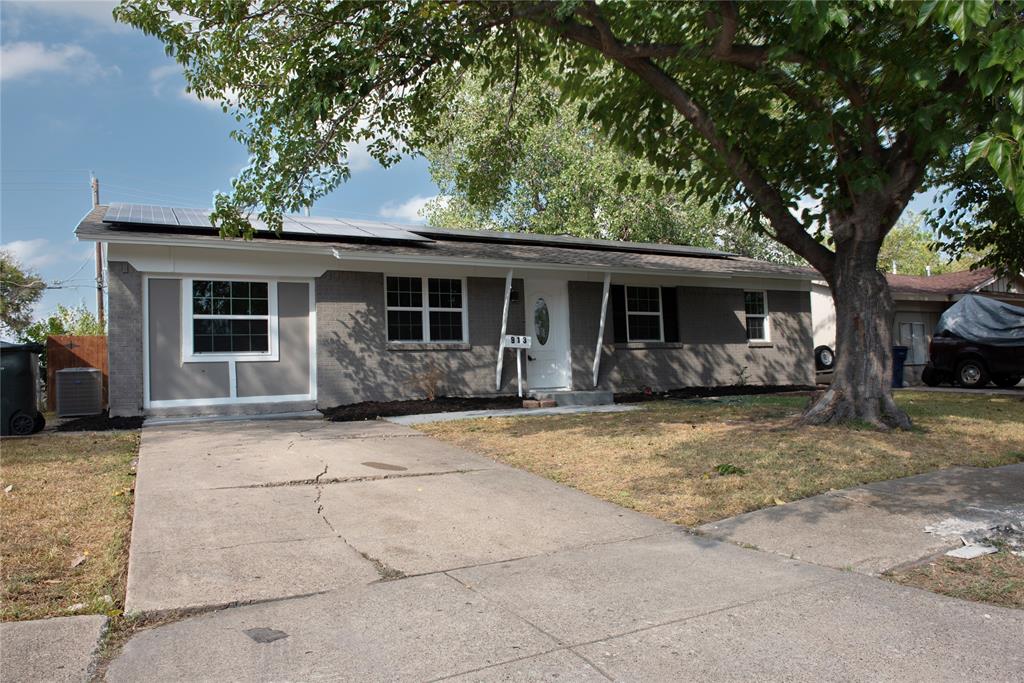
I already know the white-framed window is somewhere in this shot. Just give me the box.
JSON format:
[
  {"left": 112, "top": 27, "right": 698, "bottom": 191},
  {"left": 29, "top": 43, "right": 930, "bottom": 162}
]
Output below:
[
  {"left": 899, "top": 321, "right": 928, "bottom": 365},
  {"left": 744, "top": 291, "right": 770, "bottom": 342},
  {"left": 183, "top": 278, "right": 279, "bottom": 362},
  {"left": 385, "top": 276, "right": 467, "bottom": 343},
  {"left": 625, "top": 285, "right": 664, "bottom": 342}
]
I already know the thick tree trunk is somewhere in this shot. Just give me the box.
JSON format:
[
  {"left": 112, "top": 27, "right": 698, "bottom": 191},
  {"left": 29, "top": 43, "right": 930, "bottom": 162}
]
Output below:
[{"left": 802, "top": 244, "right": 912, "bottom": 430}]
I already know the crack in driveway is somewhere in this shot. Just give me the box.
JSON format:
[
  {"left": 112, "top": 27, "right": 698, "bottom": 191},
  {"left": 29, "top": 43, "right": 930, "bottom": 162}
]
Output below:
[
  {"left": 212, "top": 467, "right": 489, "bottom": 490},
  {"left": 307, "top": 461, "right": 408, "bottom": 582}
]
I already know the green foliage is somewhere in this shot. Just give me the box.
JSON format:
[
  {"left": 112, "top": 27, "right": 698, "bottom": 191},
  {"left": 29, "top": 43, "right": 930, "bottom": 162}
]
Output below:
[
  {"left": 422, "top": 74, "right": 801, "bottom": 263},
  {"left": 19, "top": 304, "right": 105, "bottom": 347},
  {"left": 112, "top": 0, "right": 1023, "bottom": 276},
  {"left": 714, "top": 463, "right": 746, "bottom": 476},
  {"left": 18, "top": 304, "right": 105, "bottom": 375},
  {"left": 0, "top": 250, "right": 45, "bottom": 336},
  {"left": 929, "top": 149, "right": 1024, "bottom": 275},
  {"left": 920, "top": 0, "right": 1024, "bottom": 211},
  {"left": 878, "top": 213, "right": 977, "bottom": 275}
]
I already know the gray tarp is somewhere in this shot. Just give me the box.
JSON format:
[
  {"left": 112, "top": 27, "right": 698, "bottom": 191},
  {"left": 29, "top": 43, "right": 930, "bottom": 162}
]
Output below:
[{"left": 935, "top": 295, "right": 1024, "bottom": 347}]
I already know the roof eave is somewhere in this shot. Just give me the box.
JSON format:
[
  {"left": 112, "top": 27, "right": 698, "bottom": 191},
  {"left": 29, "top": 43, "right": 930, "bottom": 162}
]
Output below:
[{"left": 81, "top": 229, "right": 814, "bottom": 282}]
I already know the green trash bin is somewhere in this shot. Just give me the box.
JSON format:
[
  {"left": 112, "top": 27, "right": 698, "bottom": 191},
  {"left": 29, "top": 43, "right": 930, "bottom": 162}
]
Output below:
[{"left": 1, "top": 341, "right": 46, "bottom": 436}]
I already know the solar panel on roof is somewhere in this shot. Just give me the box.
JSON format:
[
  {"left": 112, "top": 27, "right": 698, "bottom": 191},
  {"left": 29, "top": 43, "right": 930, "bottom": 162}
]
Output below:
[
  {"left": 102, "top": 203, "right": 433, "bottom": 243},
  {"left": 409, "top": 226, "right": 733, "bottom": 258},
  {"left": 171, "top": 207, "right": 213, "bottom": 228},
  {"left": 278, "top": 216, "right": 319, "bottom": 236},
  {"left": 288, "top": 216, "right": 373, "bottom": 239}
]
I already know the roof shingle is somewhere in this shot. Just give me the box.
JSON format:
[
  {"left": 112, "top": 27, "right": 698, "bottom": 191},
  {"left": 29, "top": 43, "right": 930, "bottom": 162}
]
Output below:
[{"left": 886, "top": 268, "right": 994, "bottom": 295}]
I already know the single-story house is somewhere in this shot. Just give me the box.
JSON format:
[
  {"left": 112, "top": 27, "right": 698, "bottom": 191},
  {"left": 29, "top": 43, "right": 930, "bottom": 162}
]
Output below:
[
  {"left": 811, "top": 267, "right": 1024, "bottom": 385},
  {"left": 76, "top": 203, "right": 818, "bottom": 417}
]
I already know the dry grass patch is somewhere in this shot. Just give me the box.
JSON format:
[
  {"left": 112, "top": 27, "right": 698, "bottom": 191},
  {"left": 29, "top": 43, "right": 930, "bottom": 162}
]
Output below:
[
  {"left": 419, "top": 392, "right": 1024, "bottom": 526},
  {"left": 1, "top": 431, "right": 139, "bottom": 621},
  {"left": 887, "top": 550, "right": 1024, "bottom": 609}
]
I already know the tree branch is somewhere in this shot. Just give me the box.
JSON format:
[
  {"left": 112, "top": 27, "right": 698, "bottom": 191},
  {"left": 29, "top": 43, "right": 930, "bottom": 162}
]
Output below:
[{"left": 525, "top": 3, "right": 836, "bottom": 276}]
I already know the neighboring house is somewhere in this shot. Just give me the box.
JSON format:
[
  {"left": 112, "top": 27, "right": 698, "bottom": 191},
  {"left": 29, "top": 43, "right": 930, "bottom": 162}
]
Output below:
[
  {"left": 811, "top": 268, "right": 1024, "bottom": 385},
  {"left": 76, "top": 204, "right": 817, "bottom": 417}
]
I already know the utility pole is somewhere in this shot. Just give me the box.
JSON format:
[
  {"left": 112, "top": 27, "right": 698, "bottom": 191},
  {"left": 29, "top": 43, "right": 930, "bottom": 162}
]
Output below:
[{"left": 91, "top": 174, "right": 105, "bottom": 329}]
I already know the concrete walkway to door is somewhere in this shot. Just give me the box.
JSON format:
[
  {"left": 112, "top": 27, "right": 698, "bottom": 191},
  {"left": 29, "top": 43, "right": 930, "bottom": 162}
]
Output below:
[{"left": 110, "top": 418, "right": 1023, "bottom": 681}]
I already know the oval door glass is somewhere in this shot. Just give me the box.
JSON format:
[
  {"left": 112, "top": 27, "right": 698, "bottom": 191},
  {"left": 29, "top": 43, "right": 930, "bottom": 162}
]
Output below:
[{"left": 534, "top": 297, "right": 550, "bottom": 345}]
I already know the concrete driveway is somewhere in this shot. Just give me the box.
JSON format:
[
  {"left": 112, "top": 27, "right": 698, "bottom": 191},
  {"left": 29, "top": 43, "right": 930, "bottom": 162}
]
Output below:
[{"left": 110, "top": 418, "right": 1023, "bottom": 681}]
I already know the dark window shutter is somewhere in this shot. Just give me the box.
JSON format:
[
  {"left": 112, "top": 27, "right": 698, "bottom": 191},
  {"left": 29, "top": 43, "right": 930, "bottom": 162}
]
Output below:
[
  {"left": 610, "top": 285, "right": 627, "bottom": 343},
  {"left": 661, "top": 287, "right": 680, "bottom": 342}
]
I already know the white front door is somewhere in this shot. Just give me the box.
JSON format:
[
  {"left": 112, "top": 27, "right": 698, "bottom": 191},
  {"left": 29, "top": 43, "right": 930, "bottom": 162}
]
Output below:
[{"left": 524, "top": 278, "right": 571, "bottom": 390}]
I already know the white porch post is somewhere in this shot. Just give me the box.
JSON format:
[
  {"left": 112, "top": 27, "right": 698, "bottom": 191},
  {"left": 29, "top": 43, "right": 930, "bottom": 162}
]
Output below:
[
  {"left": 592, "top": 272, "right": 611, "bottom": 388},
  {"left": 496, "top": 269, "right": 513, "bottom": 391}
]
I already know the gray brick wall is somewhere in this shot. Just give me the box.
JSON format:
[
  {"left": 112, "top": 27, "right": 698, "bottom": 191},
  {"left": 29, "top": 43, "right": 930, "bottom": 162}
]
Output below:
[
  {"left": 107, "top": 261, "right": 144, "bottom": 416},
  {"left": 570, "top": 281, "right": 814, "bottom": 391},
  {"left": 315, "top": 271, "right": 526, "bottom": 406}
]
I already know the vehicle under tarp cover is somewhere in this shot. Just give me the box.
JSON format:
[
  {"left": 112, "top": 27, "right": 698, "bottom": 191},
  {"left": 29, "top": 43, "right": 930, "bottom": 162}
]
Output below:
[{"left": 935, "top": 295, "right": 1024, "bottom": 347}]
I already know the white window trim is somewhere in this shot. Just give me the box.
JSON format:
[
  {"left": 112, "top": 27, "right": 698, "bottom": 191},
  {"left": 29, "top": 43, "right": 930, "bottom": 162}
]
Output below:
[
  {"left": 181, "top": 277, "right": 280, "bottom": 363},
  {"left": 624, "top": 285, "right": 664, "bottom": 343},
  {"left": 744, "top": 290, "right": 770, "bottom": 342},
  {"left": 384, "top": 275, "right": 469, "bottom": 344}
]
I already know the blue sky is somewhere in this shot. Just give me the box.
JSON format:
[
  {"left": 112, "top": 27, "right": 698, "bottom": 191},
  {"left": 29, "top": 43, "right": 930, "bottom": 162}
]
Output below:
[{"left": 1, "top": 0, "right": 439, "bottom": 320}]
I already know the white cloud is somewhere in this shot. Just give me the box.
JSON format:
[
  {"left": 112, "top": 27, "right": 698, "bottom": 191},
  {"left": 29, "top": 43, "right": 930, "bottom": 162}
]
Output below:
[
  {"left": 2, "top": 1, "right": 128, "bottom": 34},
  {"left": 148, "top": 63, "right": 236, "bottom": 111},
  {"left": 345, "top": 141, "right": 376, "bottom": 172},
  {"left": 147, "top": 64, "right": 180, "bottom": 94},
  {"left": 379, "top": 195, "right": 439, "bottom": 223},
  {"left": 3, "top": 238, "right": 92, "bottom": 270},
  {"left": 0, "top": 41, "right": 117, "bottom": 81}
]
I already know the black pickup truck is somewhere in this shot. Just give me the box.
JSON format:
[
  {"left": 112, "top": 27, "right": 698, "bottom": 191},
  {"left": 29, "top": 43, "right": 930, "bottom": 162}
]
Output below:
[
  {"left": 921, "top": 295, "right": 1024, "bottom": 389},
  {"left": 923, "top": 332, "right": 1023, "bottom": 388}
]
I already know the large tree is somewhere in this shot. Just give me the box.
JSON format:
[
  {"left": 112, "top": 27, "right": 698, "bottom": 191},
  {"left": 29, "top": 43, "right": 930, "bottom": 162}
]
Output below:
[
  {"left": 116, "top": 0, "right": 1024, "bottom": 428},
  {"left": 0, "top": 250, "right": 46, "bottom": 337},
  {"left": 423, "top": 74, "right": 802, "bottom": 264}
]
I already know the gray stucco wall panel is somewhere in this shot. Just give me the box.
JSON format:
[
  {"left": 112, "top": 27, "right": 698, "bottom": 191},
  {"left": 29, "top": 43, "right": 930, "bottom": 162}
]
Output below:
[
  {"left": 316, "top": 271, "right": 525, "bottom": 406},
  {"left": 148, "top": 278, "right": 231, "bottom": 401},
  {"left": 569, "top": 282, "right": 814, "bottom": 391},
  {"left": 236, "top": 282, "right": 310, "bottom": 397},
  {"left": 678, "top": 287, "right": 747, "bottom": 344},
  {"left": 107, "top": 261, "right": 144, "bottom": 417}
]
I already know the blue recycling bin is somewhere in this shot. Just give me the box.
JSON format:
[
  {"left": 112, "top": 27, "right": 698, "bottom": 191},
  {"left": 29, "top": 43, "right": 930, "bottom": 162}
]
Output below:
[{"left": 892, "top": 346, "right": 909, "bottom": 388}]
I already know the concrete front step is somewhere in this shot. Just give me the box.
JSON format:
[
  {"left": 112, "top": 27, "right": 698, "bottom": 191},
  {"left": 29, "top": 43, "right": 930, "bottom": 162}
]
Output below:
[{"left": 530, "top": 390, "right": 614, "bottom": 407}]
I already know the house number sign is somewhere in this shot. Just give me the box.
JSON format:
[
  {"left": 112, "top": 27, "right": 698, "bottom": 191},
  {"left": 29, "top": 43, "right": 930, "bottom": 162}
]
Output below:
[{"left": 504, "top": 335, "right": 532, "bottom": 349}]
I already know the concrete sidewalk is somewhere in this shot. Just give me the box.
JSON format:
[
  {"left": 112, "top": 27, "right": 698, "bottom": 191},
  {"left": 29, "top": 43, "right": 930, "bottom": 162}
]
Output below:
[
  {"left": 698, "top": 463, "right": 1024, "bottom": 574},
  {"left": 0, "top": 615, "right": 107, "bottom": 682},
  {"left": 108, "top": 418, "right": 1023, "bottom": 681}
]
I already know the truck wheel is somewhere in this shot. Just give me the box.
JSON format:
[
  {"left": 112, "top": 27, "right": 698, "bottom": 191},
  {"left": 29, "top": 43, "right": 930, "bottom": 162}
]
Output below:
[
  {"left": 955, "top": 358, "right": 990, "bottom": 389},
  {"left": 921, "top": 366, "right": 942, "bottom": 387},
  {"left": 994, "top": 375, "right": 1022, "bottom": 389},
  {"left": 814, "top": 345, "right": 835, "bottom": 372},
  {"left": 9, "top": 412, "right": 35, "bottom": 436}
]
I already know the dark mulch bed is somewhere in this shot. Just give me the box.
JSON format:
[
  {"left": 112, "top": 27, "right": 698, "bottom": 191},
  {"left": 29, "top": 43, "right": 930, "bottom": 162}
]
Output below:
[
  {"left": 322, "top": 395, "right": 524, "bottom": 422},
  {"left": 56, "top": 411, "right": 146, "bottom": 432},
  {"left": 615, "top": 384, "right": 818, "bottom": 403}
]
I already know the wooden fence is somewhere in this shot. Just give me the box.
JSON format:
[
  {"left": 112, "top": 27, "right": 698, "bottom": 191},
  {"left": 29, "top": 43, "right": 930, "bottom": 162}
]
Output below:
[{"left": 46, "top": 335, "right": 108, "bottom": 411}]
